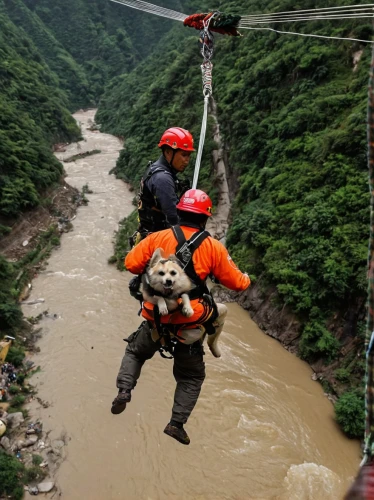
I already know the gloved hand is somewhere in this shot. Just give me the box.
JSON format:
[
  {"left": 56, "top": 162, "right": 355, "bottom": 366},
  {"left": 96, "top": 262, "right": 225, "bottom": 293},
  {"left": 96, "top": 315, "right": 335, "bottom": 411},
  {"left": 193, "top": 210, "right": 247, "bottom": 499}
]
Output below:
[
  {"left": 129, "top": 275, "right": 143, "bottom": 302},
  {"left": 209, "top": 273, "right": 220, "bottom": 285}
]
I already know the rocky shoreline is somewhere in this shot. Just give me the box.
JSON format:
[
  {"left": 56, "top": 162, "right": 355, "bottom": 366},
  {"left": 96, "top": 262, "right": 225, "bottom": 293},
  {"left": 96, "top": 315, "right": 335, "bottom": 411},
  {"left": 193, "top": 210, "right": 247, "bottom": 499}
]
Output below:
[{"left": 0, "top": 177, "right": 84, "bottom": 498}]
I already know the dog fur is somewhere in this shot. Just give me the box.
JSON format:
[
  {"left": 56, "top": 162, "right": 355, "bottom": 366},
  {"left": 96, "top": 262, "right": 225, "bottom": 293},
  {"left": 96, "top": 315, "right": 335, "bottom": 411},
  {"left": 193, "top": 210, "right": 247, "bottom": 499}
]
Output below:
[{"left": 142, "top": 248, "right": 194, "bottom": 317}]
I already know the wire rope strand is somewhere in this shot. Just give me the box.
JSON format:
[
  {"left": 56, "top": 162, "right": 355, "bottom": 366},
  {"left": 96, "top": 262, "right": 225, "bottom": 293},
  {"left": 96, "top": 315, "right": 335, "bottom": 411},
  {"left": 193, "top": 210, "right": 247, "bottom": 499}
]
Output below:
[
  {"left": 240, "top": 14, "right": 374, "bottom": 25},
  {"left": 241, "top": 3, "right": 374, "bottom": 19},
  {"left": 240, "top": 25, "right": 374, "bottom": 43},
  {"left": 242, "top": 8, "right": 374, "bottom": 22},
  {"left": 109, "top": 0, "right": 186, "bottom": 21}
]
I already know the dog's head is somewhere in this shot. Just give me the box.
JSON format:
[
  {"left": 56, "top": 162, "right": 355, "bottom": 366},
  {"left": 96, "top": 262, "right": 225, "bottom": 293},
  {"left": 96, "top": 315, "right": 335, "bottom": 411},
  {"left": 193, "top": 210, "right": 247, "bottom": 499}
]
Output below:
[{"left": 147, "top": 248, "right": 191, "bottom": 296}]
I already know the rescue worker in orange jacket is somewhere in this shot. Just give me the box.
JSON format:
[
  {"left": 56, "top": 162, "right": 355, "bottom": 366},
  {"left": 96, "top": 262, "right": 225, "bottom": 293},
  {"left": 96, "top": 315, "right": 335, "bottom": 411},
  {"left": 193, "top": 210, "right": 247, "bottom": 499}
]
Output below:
[{"left": 111, "top": 189, "right": 250, "bottom": 445}]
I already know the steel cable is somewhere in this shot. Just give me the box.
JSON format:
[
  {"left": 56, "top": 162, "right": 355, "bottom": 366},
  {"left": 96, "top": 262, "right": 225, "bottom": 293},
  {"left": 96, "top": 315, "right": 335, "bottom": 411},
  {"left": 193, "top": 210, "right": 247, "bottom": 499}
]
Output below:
[
  {"left": 109, "top": 0, "right": 186, "bottom": 21},
  {"left": 241, "top": 3, "right": 374, "bottom": 19},
  {"left": 240, "top": 14, "right": 374, "bottom": 25},
  {"left": 240, "top": 25, "right": 374, "bottom": 43}
]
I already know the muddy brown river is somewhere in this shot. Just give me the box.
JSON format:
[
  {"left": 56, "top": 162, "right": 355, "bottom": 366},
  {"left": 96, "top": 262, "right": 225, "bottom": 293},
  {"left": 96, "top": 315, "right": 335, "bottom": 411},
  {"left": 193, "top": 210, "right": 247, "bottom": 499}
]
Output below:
[{"left": 23, "top": 110, "right": 360, "bottom": 500}]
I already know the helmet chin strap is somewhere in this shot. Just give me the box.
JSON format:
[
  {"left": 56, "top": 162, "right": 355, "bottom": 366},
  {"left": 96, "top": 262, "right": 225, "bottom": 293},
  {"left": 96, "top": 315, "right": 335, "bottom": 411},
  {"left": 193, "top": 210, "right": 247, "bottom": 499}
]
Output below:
[
  {"left": 163, "top": 149, "right": 177, "bottom": 169},
  {"left": 171, "top": 150, "right": 176, "bottom": 168}
]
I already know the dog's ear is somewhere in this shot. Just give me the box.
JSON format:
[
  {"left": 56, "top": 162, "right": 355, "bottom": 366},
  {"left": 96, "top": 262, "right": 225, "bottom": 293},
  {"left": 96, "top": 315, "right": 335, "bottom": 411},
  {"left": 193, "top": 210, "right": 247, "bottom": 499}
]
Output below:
[
  {"left": 149, "top": 248, "right": 164, "bottom": 268},
  {"left": 168, "top": 254, "right": 182, "bottom": 268}
]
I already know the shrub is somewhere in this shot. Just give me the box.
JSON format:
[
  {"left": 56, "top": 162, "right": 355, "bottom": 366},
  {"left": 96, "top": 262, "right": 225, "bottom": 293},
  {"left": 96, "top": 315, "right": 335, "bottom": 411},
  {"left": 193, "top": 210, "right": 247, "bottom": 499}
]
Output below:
[
  {"left": 334, "top": 368, "right": 351, "bottom": 383},
  {"left": 0, "top": 450, "right": 25, "bottom": 500},
  {"left": 32, "top": 454, "right": 43, "bottom": 466},
  {"left": 6, "top": 346, "right": 25, "bottom": 368},
  {"left": 24, "top": 465, "right": 45, "bottom": 483},
  {"left": 10, "top": 394, "right": 26, "bottom": 408},
  {"left": 335, "top": 390, "right": 365, "bottom": 438},
  {"left": 0, "top": 303, "right": 22, "bottom": 329},
  {"left": 8, "top": 385, "right": 20, "bottom": 395},
  {"left": 299, "top": 320, "right": 340, "bottom": 362}
]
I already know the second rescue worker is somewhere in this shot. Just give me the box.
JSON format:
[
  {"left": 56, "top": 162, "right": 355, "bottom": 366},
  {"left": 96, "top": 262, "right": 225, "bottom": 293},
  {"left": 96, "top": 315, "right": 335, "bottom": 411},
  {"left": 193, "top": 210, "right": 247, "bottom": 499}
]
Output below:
[{"left": 135, "top": 127, "right": 195, "bottom": 241}]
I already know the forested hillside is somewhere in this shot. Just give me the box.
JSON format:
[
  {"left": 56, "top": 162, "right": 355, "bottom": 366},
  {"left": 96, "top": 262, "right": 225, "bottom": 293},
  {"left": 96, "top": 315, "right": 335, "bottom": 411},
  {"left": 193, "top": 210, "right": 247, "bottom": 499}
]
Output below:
[
  {"left": 6, "top": 0, "right": 185, "bottom": 106},
  {"left": 97, "top": 0, "right": 372, "bottom": 434},
  {"left": 0, "top": 2, "right": 80, "bottom": 217},
  {"left": 0, "top": 1, "right": 81, "bottom": 332}
]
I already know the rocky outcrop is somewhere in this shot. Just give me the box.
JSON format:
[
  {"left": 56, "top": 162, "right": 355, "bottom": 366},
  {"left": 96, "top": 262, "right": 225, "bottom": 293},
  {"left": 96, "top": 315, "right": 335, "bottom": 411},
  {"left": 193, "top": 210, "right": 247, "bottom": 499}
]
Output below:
[{"left": 206, "top": 97, "right": 230, "bottom": 242}]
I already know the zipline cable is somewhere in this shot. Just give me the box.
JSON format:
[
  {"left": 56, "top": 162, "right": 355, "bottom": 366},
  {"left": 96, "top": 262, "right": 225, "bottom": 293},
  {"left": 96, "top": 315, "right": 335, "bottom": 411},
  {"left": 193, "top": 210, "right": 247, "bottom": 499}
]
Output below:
[
  {"left": 240, "top": 25, "right": 374, "bottom": 44},
  {"left": 240, "top": 14, "right": 374, "bottom": 25},
  {"left": 109, "top": 0, "right": 186, "bottom": 21},
  {"left": 241, "top": 3, "right": 374, "bottom": 19}
]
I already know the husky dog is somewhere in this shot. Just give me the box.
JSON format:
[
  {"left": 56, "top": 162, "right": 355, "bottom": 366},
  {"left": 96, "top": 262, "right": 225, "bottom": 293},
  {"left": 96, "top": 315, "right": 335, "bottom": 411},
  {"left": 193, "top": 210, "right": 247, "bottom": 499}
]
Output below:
[{"left": 142, "top": 248, "right": 194, "bottom": 317}]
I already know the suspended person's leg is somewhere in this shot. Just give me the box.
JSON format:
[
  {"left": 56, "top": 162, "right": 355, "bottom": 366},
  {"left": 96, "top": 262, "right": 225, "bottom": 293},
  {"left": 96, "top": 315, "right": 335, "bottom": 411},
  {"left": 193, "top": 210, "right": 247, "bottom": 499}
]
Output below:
[
  {"left": 111, "top": 321, "right": 158, "bottom": 414},
  {"left": 164, "top": 341, "right": 205, "bottom": 445},
  {"left": 206, "top": 303, "right": 227, "bottom": 358}
]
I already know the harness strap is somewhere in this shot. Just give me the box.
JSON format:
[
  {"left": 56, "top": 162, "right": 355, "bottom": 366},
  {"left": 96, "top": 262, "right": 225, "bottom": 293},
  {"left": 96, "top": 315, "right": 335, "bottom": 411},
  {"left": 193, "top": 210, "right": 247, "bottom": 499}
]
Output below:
[
  {"left": 171, "top": 225, "right": 210, "bottom": 292},
  {"left": 153, "top": 306, "right": 176, "bottom": 359}
]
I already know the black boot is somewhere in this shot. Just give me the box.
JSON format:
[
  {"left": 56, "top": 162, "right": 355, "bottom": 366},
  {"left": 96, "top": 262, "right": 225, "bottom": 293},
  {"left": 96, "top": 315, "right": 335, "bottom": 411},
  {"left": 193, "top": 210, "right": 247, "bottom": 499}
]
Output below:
[
  {"left": 164, "top": 422, "right": 190, "bottom": 445},
  {"left": 111, "top": 389, "right": 131, "bottom": 415}
]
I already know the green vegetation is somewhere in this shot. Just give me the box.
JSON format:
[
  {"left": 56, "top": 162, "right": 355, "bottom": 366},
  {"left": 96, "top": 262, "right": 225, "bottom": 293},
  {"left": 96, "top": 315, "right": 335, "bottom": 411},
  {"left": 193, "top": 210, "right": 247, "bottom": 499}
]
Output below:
[
  {"left": 6, "top": 346, "right": 26, "bottom": 367},
  {"left": 0, "top": 3, "right": 80, "bottom": 219},
  {"left": 335, "top": 390, "right": 365, "bottom": 438},
  {"left": 5, "top": 0, "right": 186, "bottom": 106},
  {"left": 0, "top": 451, "right": 25, "bottom": 500},
  {"left": 32, "top": 454, "right": 43, "bottom": 466},
  {"left": 109, "top": 209, "right": 138, "bottom": 270}
]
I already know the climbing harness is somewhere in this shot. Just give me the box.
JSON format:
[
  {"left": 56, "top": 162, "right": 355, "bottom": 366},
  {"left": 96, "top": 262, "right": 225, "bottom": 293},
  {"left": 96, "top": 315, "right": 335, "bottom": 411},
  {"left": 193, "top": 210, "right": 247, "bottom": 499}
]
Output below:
[
  {"left": 172, "top": 225, "right": 210, "bottom": 296},
  {"left": 171, "top": 225, "right": 219, "bottom": 332},
  {"left": 141, "top": 226, "right": 219, "bottom": 359},
  {"left": 137, "top": 161, "right": 174, "bottom": 235}
]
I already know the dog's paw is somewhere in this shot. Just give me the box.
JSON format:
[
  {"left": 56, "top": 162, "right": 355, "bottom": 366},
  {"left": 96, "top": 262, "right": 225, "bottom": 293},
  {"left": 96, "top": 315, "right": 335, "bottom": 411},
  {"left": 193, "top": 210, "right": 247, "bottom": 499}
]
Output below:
[
  {"left": 182, "top": 306, "right": 194, "bottom": 318},
  {"left": 159, "top": 305, "right": 169, "bottom": 316},
  {"left": 208, "top": 343, "right": 221, "bottom": 358}
]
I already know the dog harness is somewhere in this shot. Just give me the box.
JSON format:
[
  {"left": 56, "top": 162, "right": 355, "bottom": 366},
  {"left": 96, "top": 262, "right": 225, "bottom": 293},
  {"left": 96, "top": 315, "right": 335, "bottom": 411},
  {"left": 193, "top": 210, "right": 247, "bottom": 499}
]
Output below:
[{"left": 149, "top": 226, "right": 219, "bottom": 358}]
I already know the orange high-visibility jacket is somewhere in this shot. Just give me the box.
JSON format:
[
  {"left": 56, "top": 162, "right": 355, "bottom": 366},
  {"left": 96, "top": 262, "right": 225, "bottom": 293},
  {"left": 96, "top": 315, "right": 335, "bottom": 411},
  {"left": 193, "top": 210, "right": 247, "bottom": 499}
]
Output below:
[{"left": 125, "top": 226, "right": 251, "bottom": 324}]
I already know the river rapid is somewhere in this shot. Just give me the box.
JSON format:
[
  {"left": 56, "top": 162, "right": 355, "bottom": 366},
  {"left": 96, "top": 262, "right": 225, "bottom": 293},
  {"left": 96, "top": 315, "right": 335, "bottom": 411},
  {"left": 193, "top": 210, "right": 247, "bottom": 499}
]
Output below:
[{"left": 23, "top": 110, "right": 360, "bottom": 500}]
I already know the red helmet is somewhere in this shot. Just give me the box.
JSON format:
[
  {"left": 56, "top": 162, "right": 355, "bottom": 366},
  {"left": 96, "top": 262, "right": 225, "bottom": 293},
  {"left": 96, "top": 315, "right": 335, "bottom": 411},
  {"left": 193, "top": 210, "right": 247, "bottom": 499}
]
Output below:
[
  {"left": 176, "top": 189, "right": 213, "bottom": 217},
  {"left": 158, "top": 127, "right": 195, "bottom": 151}
]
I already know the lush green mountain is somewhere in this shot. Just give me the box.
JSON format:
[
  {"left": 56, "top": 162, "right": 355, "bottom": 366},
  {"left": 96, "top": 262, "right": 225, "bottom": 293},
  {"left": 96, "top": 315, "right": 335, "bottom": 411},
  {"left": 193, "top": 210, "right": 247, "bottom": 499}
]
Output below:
[
  {"left": 97, "top": 0, "right": 373, "bottom": 434},
  {"left": 8, "top": 0, "right": 186, "bottom": 105},
  {"left": 4, "top": 0, "right": 93, "bottom": 109},
  {"left": 0, "top": 1, "right": 82, "bottom": 332},
  {"left": 0, "top": 1, "right": 80, "bottom": 217}
]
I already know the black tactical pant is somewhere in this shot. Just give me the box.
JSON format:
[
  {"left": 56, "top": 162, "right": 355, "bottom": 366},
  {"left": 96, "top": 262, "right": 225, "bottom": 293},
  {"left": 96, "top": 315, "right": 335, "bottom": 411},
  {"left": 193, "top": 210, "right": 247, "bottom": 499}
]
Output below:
[{"left": 116, "top": 321, "right": 206, "bottom": 425}]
